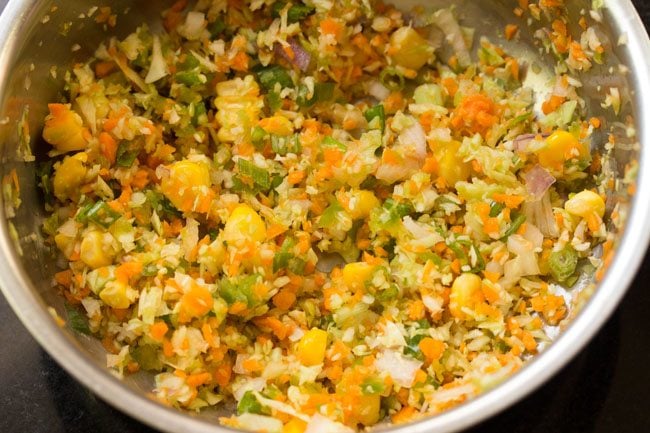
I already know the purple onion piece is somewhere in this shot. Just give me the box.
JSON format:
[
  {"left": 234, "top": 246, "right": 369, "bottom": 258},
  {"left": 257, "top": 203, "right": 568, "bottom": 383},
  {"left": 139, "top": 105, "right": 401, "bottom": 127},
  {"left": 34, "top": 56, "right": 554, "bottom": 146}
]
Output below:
[
  {"left": 275, "top": 38, "right": 311, "bottom": 72},
  {"left": 525, "top": 164, "right": 556, "bottom": 200},
  {"left": 513, "top": 132, "right": 550, "bottom": 152}
]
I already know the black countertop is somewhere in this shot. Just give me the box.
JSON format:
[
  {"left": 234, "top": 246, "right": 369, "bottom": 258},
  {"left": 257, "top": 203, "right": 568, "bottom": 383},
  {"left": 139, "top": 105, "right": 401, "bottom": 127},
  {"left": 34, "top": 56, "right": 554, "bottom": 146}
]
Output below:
[{"left": 2, "top": 2, "right": 650, "bottom": 432}]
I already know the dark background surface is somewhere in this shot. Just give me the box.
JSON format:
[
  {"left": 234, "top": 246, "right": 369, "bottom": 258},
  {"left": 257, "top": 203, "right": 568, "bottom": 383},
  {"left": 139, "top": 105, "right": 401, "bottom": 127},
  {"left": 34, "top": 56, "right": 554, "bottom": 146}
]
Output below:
[{"left": 2, "top": 1, "right": 650, "bottom": 432}]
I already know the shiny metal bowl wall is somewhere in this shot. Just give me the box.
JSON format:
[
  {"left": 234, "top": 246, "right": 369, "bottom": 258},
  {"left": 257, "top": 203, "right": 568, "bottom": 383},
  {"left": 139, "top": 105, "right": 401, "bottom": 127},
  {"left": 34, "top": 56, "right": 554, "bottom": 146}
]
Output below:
[{"left": 0, "top": 1, "right": 648, "bottom": 432}]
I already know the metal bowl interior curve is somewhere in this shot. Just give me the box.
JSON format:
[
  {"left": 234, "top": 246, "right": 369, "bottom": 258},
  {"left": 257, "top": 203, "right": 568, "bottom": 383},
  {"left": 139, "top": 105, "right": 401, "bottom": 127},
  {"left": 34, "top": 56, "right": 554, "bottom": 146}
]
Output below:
[{"left": 0, "top": 1, "right": 649, "bottom": 432}]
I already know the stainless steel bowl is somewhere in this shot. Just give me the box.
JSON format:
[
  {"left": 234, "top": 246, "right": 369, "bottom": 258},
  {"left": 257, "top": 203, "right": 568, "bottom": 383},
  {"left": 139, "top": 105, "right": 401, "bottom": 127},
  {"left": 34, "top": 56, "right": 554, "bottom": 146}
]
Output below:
[{"left": 0, "top": 1, "right": 649, "bottom": 432}]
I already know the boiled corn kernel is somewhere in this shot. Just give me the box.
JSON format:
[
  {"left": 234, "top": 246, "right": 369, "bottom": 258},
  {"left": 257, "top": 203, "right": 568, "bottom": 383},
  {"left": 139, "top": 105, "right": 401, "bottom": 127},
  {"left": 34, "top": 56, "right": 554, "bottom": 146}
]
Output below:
[
  {"left": 355, "top": 394, "right": 381, "bottom": 426},
  {"left": 99, "top": 279, "right": 133, "bottom": 308},
  {"left": 342, "top": 262, "right": 376, "bottom": 290},
  {"left": 214, "top": 76, "right": 263, "bottom": 143},
  {"left": 42, "top": 103, "right": 89, "bottom": 152},
  {"left": 345, "top": 190, "right": 380, "bottom": 219},
  {"left": 449, "top": 273, "right": 482, "bottom": 320},
  {"left": 565, "top": 190, "right": 605, "bottom": 218},
  {"left": 161, "top": 160, "right": 213, "bottom": 213},
  {"left": 223, "top": 204, "right": 267, "bottom": 243},
  {"left": 80, "top": 230, "right": 116, "bottom": 269},
  {"left": 433, "top": 140, "right": 471, "bottom": 187},
  {"left": 259, "top": 115, "right": 293, "bottom": 136},
  {"left": 537, "top": 130, "right": 587, "bottom": 170},
  {"left": 283, "top": 418, "right": 307, "bottom": 433},
  {"left": 297, "top": 328, "right": 328, "bottom": 366},
  {"left": 389, "top": 27, "right": 434, "bottom": 71},
  {"left": 54, "top": 233, "right": 76, "bottom": 259},
  {"left": 53, "top": 155, "right": 87, "bottom": 201}
]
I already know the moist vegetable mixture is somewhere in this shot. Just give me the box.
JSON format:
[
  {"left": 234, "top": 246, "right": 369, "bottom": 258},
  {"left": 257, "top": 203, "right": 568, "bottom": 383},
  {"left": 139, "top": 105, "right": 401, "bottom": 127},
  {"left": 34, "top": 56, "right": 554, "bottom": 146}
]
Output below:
[{"left": 40, "top": 0, "right": 615, "bottom": 431}]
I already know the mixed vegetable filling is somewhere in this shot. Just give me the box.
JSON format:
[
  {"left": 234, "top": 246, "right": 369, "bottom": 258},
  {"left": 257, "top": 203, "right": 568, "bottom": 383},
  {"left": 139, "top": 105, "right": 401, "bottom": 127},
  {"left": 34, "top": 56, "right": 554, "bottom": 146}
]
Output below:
[{"left": 40, "top": 0, "right": 614, "bottom": 431}]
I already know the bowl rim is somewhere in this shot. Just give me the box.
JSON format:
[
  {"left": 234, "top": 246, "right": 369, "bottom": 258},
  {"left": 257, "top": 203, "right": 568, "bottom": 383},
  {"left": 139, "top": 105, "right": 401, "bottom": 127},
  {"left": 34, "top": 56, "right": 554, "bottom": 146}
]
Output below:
[{"left": 0, "top": 1, "right": 649, "bottom": 432}]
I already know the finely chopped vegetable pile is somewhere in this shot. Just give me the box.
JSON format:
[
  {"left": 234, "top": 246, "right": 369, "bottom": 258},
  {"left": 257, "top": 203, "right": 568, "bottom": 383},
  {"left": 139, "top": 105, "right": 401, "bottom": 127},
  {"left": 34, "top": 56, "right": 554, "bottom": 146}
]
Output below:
[{"left": 39, "top": 0, "right": 615, "bottom": 431}]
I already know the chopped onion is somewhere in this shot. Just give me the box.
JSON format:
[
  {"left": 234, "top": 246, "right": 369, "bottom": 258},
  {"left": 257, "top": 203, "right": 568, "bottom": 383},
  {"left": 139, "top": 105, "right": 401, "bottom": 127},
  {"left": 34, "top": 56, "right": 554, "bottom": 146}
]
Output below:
[
  {"left": 524, "top": 164, "right": 556, "bottom": 200},
  {"left": 374, "top": 350, "right": 422, "bottom": 388},
  {"left": 398, "top": 122, "right": 427, "bottom": 161},
  {"left": 523, "top": 191, "right": 559, "bottom": 237},
  {"left": 236, "top": 413, "right": 283, "bottom": 433},
  {"left": 513, "top": 133, "right": 549, "bottom": 152},
  {"left": 109, "top": 50, "right": 148, "bottom": 92},
  {"left": 506, "top": 235, "right": 541, "bottom": 276},
  {"left": 178, "top": 11, "right": 206, "bottom": 41},
  {"left": 432, "top": 8, "right": 470, "bottom": 68},
  {"left": 276, "top": 38, "right": 311, "bottom": 72},
  {"left": 368, "top": 80, "right": 391, "bottom": 101},
  {"left": 231, "top": 377, "right": 266, "bottom": 401},
  {"left": 253, "top": 392, "right": 310, "bottom": 422},
  {"left": 189, "top": 49, "right": 218, "bottom": 72},
  {"left": 305, "top": 414, "right": 355, "bottom": 433},
  {"left": 145, "top": 35, "right": 169, "bottom": 84}
]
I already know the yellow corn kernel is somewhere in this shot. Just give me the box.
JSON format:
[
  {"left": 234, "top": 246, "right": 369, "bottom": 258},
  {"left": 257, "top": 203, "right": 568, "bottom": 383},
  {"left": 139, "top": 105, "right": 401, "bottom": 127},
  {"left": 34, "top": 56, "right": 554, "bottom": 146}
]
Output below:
[
  {"left": 342, "top": 262, "right": 376, "bottom": 291},
  {"left": 283, "top": 418, "right": 307, "bottom": 433},
  {"left": 42, "top": 103, "right": 89, "bottom": 152},
  {"left": 80, "top": 230, "right": 117, "bottom": 269},
  {"left": 389, "top": 27, "right": 434, "bottom": 71},
  {"left": 355, "top": 394, "right": 381, "bottom": 426},
  {"left": 433, "top": 140, "right": 471, "bottom": 187},
  {"left": 537, "top": 130, "right": 587, "bottom": 170},
  {"left": 345, "top": 190, "right": 380, "bottom": 219},
  {"left": 99, "top": 280, "right": 133, "bottom": 309},
  {"left": 214, "top": 76, "right": 263, "bottom": 143},
  {"left": 54, "top": 233, "right": 76, "bottom": 259},
  {"left": 259, "top": 116, "right": 294, "bottom": 136},
  {"left": 53, "top": 156, "right": 87, "bottom": 201},
  {"left": 160, "top": 160, "right": 213, "bottom": 213},
  {"left": 223, "top": 204, "right": 267, "bottom": 244},
  {"left": 297, "top": 328, "right": 328, "bottom": 366},
  {"left": 565, "top": 190, "right": 605, "bottom": 218},
  {"left": 449, "top": 273, "right": 482, "bottom": 320}
]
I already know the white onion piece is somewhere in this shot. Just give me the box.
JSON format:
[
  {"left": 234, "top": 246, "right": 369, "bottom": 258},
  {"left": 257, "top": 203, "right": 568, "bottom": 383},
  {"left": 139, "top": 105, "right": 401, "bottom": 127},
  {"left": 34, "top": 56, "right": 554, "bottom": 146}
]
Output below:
[
  {"left": 179, "top": 12, "right": 206, "bottom": 41},
  {"left": 432, "top": 8, "right": 471, "bottom": 68},
  {"left": 399, "top": 123, "right": 427, "bottom": 160},
  {"left": 145, "top": 35, "right": 169, "bottom": 84},
  {"left": 368, "top": 80, "right": 391, "bottom": 101},
  {"left": 374, "top": 350, "right": 422, "bottom": 388},
  {"left": 305, "top": 414, "right": 355, "bottom": 433}
]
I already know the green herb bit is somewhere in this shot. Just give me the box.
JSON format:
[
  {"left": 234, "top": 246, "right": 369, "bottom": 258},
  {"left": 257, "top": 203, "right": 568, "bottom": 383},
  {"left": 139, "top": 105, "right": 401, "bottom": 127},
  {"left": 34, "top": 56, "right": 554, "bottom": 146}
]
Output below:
[
  {"left": 251, "top": 126, "right": 267, "bottom": 148},
  {"left": 116, "top": 141, "right": 139, "bottom": 168},
  {"left": 321, "top": 136, "right": 347, "bottom": 151},
  {"left": 65, "top": 304, "right": 90, "bottom": 335},
  {"left": 36, "top": 160, "right": 55, "bottom": 203},
  {"left": 376, "top": 284, "right": 399, "bottom": 301},
  {"left": 549, "top": 247, "right": 578, "bottom": 283},
  {"left": 257, "top": 65, "right": 294, "bottom": 92},
  {"left": 237, "top": 391, "right": 269, "bottom": 415},
  {"left": 489, "top": 202, "right": 505, "bottom": 217},
  {"left": 297, "top": 82, "right": 335, "bottom": 107},
  {"left": 361, "top": 377, "right": 385, "bottom": 395},
  {"left": 364, "top": 104, "right": 385, "bottom": 132},
  {"left": 379, "top": 67, "right": 405, "bottom": 91},
  {"left": 131, "top": 344, "right": 163, "bottom": 370},
  {"left": 501, "top": 213, "right": 526, "bottom": 240},
  {"left": 271, "top": 134, "right": 301, "bottom": 156},
  {"left": 76, "top": 201, "right": 121, "bottom": 228},
  {"left": 318, "top": 201, "right": 344, "bottom": 229},
  {"left": 237, "top": 159, "right": 271, "bottom": 191},
  {"left": 142, "top": 263, "right": 159, "bottom": 277},
  {"left": 404, "top": 334, "right": 426, "bottom": 361},
  {"left": 271, "top": 2, "right": 315, "bottom": 22}
]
